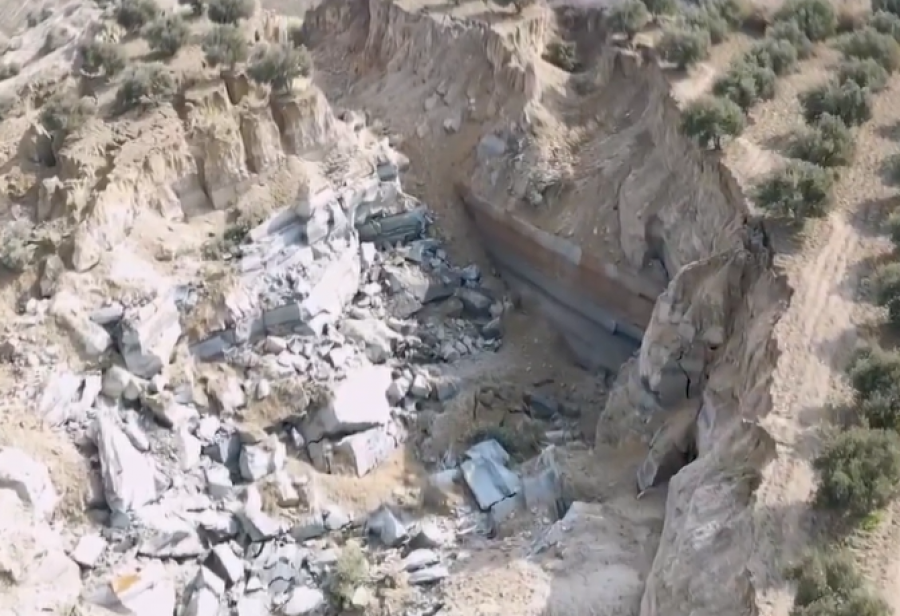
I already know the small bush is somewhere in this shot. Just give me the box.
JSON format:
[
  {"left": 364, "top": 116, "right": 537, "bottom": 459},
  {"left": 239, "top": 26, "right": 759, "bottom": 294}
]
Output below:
[
  {"left": 752, "top": 160, "right": 832, "bottom": 219},
  {"left": 544, "top": 40, "right": 579, "bottom": 72},
  {"left": 767, "top": 19, "right": 814, "bottom": 58},
  {"left": 835, "top": 28, "right": 900, "bottom": 72},
  {"left": 658, "top": 27, "right": 711, "bottom": 69},
  {"left": 787, "top": 114, "right": 854, "bottom": 167},
  {"left": 703, "top": 0, "right": 750, "bottom": 28},
  {"left": 814, "top": 427, "right": 900, "bottom": 519},
  {"left": 884, "top": 152, "right": 900, "bottom": 186},
  {"left": 0, "top": 63, "right": 20, "bottom": 81},
  {"left": 115, "top": 0, "right": 161, "bottom": 32},
  {"left": 329, "top": 542, "right": 369, "bottom": 609},
  {"left": 466, "top": 422, "right": 545, "bottom": 461},
  {"left": 870, "top": 10, "right": 900, "bottom": 42},
  {"left": 39, "top": 91, "right": 95, "bottom": 146},
  {"left": 849, "top": 345, "right": 900, "bottom": 402},
  {"left": 178, "top": 0, "right": 204, "bottom": 16},
  {"left": 642, "top": 0, "right": 676, "bottom": 16},
  {"left": 745, "top": 36, "right": 799, "bottom": 75},
  {"left": 207, "top": 0, "right": 255, "bottom": 25},
  {"left": 680, "top": 96, "right": 745, "bottom": 149},
  {"left": 848, "top": 345, "right": 900, "bottom": 431},
  {"left": 773, "top": 0, "right": 836, "bottom": 41},
  {"left": 115, "top": 63, "right": 177, "bottom": 112},
  {"left": 873, "top": 0, "right": 900, "bottom": 18},
  {"left": 787, "top": 549, "right": 889, "bottom": 616},
  {"left": 247, "top": 43, "right": 312, "bottom": 91},
  {"left": 142, "top": 14, "right": 190, "bottom": 58},
  {"left": 682, "top": 7, "right": 730, "bottom": 44},
  {"left": 79, "top": 40, "right": 126, "bottom": 78},
  {"left": 874, "top": 263, "right": 900, "bottom": 328},
  {"left": 800, "top": 80, "right": 871, "bottom": 127},
  {"left": 202, "top": 24, "right": 248, "bottom": 68},
  {"left": 712, "top": 60, "right": 776, "bottom": 110},
  {"left": 887, "top": 210, "right": 900, "bottom": 247},
  {"left": 607, "top": 0, "right": 651, "bottom": 39},
  {"left": 838, "top": 58, "right": 889, "bottom": 91}
]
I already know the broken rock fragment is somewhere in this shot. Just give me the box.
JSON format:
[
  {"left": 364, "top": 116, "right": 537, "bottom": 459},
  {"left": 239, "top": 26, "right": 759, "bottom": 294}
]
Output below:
[
  {"left": 118, "top": 293, "right": 182, "bottom": 378},
  {"left": 93, "top": 411, "right": 164, "bottom": 514},
  {"left": 301, "top": 365, "right": 393, "bottom": 441},
  {"left": 0, "top": 447, "right": 59, "bottom": 519}
]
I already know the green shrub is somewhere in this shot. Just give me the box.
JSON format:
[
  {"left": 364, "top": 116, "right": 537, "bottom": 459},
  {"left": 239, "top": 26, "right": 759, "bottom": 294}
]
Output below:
[
  {"left": 873, "top": 0, "right": 900, "bottom": 18},
  {"left": 773, "top": 0, "right": 836, "bottom": 41},
  {"left": 837, "top": 58, "right": 889, "bottom": 91},
  {"left": 712, "top": 60, "right": 776, "bottom": 110},
  {"left": 814, "top": 427, "right": 900, "bottom": 519},
  {"left": 682, "top": 6, "right": 730, "bottom": 43},
  {"left": 835, "top": 28, "right": 900, "bottom": 72},
  {"left": 874, "top": 263, "right": 900, "bottom": 327},
  {"left": 0, "top": 63, "right": 20, "bottom": 81},
  {"left": 870, "top": 10, "right": 900, "bottom": 42},
  {"left": 467, "top": 422, "right": 545, "bottom": 461},
  {"left": 767, "top": 19, "right": 814, "bottom": 57},
  {"left": 207, "top": 0, "right": 255, "bottom": 24},
  {"left": 544, "top": 40, "right": 580, "bottom": 72},
  {"left": 115, "top": 0, "right": 160, "bottom": 32},
  {"left": 680, "top": 96, "right": 745, "bottom": 149},
  {"left": 787, "top": 549, "right": 889, "bottom": 616},
  {"left": 39, "top": 91, "right": 95, "bottom": 147},
  {"left": 886, "top": 210, "right": 900, "bottom": 246},
  {"left": 800, "top": 80, "right": 871, "bottom": 127},
  {"left": 607, "top": 0, "right": 651, "bottom": 39},
  {"left": 642, "top": 0, "right": 676, "bottom": 16},
  {"left": 658, "top": 27, "right": 711, "bottom": 69},
  {"left": 703, "top": 0, "right": 749, "bottom": 28},
  {"left": 884, "top": 153, "right": 900, "bottom": 185},
  {"left": 788, "top": 549, "right": 863, "bottom": 607},
  {"left": 849, "top": 345, "right": 900, "bottom": 402},
  {"left": 787, "top": 114, "right": 854, "bottom": 167},
  {"left": 745, "top": 36, "right": 799, "bottom": 74},
  {"left": 178, "top": 0, "right": 204, "bottom": 16},
  {"left": 202, "top": 24, "right": 248, "bottom": 68},
  {"left": 848, "top": 346, "right": 900, "bottom": 430},
  {"left": 329, "top": 542, "right": 369, "bottom": 608},
  {"left": 79, "top": 40, "right": 126, "bottom": 78},
  {"left": 247, "top": 43, "right": 312, "bottom": 91},
  {"left": 115, "top": 63, "right": 178, "bottom": 112},
  {"left": 142, "top": 14, "right": 190, "bottom": 58},
  {"left": 752, "top": 160, "right": 832, "bottom": 219}
]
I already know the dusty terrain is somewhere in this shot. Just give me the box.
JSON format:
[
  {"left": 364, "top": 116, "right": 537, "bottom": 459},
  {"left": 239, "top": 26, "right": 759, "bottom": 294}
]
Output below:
[{"left": 0, "top": 0, "right": 898, "bottom": 615}]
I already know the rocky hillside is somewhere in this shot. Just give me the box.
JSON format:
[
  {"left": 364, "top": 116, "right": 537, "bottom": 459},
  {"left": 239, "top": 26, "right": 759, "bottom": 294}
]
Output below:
[{"left": 0, "top": 0, "right": 858, "bottom": 615}]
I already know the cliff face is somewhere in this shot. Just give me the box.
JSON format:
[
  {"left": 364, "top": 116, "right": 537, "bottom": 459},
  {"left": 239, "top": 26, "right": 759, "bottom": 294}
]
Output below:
[{"left": 298, "top": 2, "right": 794, "bottom": 614}]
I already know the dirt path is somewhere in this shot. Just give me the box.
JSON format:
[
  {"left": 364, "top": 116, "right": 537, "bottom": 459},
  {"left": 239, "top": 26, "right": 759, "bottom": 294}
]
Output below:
[{"left": 749, "top": 67, "right": 900, "bottom": 616}]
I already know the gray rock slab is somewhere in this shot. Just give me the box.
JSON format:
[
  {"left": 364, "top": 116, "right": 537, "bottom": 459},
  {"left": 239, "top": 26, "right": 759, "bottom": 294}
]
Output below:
[{"left": 301, "top": 365, "right": 393, "bottom": 442}]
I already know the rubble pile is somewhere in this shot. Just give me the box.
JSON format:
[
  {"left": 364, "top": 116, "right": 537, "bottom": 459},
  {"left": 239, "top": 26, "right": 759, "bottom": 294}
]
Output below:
[{"left": 0, "top": 153, "right": 575, "bottom": 616}]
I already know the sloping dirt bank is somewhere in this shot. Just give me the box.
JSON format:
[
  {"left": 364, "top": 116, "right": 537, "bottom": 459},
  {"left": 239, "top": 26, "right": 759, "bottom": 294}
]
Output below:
[{"left": 301, "top": 1, "right": 793, "bottom": 614}]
